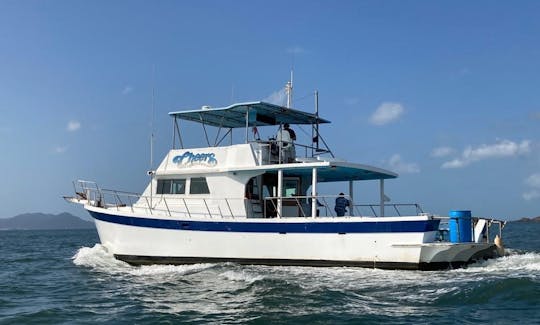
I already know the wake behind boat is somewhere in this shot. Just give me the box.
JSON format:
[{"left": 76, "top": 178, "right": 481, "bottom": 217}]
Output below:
[{"left": 65, "top": 92, "right": 506, "bottom": 270}]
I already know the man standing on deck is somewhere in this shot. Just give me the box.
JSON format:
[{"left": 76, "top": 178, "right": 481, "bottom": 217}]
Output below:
[
  {"left": 277, "top": 123, "right": 296, "bottom": 163},
  {"left": 284, "top": 123, "right": 296, "bottom": 142},
  {"left": 335, "top": 193, "right": 350, "bottom": 217}
]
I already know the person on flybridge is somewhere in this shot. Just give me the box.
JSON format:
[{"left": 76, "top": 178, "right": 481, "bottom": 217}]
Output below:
[{"left": 276, "top": 123, "right": 296, "bottom": 163}]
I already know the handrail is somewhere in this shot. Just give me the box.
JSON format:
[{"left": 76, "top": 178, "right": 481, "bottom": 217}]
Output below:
[
  {"left": 433, "top": 216, "right": 507, "bottom": 239},
  {"left": 263, "top": 194, "right": 354, "bottom": 218},
  {"left": 182, "top": 198, "right": 192, "bottom": 218},
  {"left": 432, "top": 216, "right": 507, "bottom": 243},
  {"left": 260, "top": 195, "right": 428, "bottom": 218},
  {"left": 73, "top": 180, "right": 249, "bottom": 219},
  {"left": 71, "top": 180, "right": 431, "bottom": 221},
  {"left": 433, "top": 215, "right": 506, "bottom": 223},
  {"left": 225, "top": 198, "right": 234, "bottom": 218},
  {"left": 250, "top": 139, "right": 332, "bottom": 165},
  {"left": 353, "top": 203, "right": 424, "bottom": 217}
]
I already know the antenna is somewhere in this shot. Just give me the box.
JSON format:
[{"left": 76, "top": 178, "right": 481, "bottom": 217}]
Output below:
[
  {"left": 286, "top": 70, "right": 293, "bottom": 108},
  {"left": 314, "top": 90, "right": 319, "bottom": 154},
  {"left": 150, "top": 65, "right": 155, "bottom": 171},
  {"left": 149, "top": 65, "right": 156, "bottom": 207}
]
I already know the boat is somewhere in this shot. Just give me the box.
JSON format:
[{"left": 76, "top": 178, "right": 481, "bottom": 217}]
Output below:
[{"left": 65, "top": 87, "right": 506, "bottom": 270}]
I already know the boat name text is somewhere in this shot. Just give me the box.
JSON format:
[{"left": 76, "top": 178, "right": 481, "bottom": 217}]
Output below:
[{"left": 172, "top": 152, "right": 218, "bottom": 167}]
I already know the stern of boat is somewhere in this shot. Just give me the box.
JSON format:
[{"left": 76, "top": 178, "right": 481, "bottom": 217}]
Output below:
[{"left": 421, "top": 215, "right": 506, "bottom": 269}]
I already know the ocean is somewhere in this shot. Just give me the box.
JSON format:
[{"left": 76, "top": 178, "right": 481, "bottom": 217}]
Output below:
[{"left": 1, "top": 223, "right": 539, "bottom": 324}]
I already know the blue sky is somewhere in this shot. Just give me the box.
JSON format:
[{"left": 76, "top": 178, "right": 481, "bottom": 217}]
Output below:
[{"left": 0, "top": 1, "right": 539, "bottom": 220}]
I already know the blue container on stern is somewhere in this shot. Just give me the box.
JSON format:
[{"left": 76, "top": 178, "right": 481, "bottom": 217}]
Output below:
[{"left": 449, "top": 210, "right": 472, "bottom": 243}]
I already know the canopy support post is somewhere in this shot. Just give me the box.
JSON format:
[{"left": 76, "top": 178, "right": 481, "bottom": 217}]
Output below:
[
  {"left": 216, "top": 128, "right": 232, "bottom": 146},
  {"left": 349, "top": 180, "right": 354, "bottom": 217},
  {"left": 213, "top": 116, "right": 226, "bottom": 146},
  {"left": 379, "top": 179, "right": 385, "bottom": 217},
  {"left": 174, "top": 117, "right": 183, "bottom": 149},
  {"left": 172, "top": 117, "right": 176, "bottom": 149},
  {"left": 245, "top": 109, "right": 249, "bottom": 144},
  {"left": 198, "top": 113, "right": 211, "bottom": 147},
  {"left": 315, "top": 91, "right": 319, "bottom": 154},
  {"left": 277, "top": 169, "right": 283, "bottom": 218},
  {"left": 311, "top": 168, "right": 317, "bottom": 218}
]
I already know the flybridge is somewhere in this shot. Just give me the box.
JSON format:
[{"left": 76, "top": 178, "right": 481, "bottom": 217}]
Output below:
[
  {"left": 169, "top": 101, "right": 330, "bottom": 128},
  {"left": 168, "top": 100, "right": 335, "bottom": 160},
  {"left": 161, "top": 98, "right": 399, "bottom": 219}
]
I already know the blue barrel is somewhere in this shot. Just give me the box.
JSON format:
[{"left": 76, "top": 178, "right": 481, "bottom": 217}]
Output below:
[{"left": 449, "top": 210, "right": 472, "bottom": 243}]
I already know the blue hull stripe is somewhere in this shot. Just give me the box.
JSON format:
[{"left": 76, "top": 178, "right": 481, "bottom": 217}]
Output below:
[{"left": 89, "top": 211, "right": 440, "bottom": 233}]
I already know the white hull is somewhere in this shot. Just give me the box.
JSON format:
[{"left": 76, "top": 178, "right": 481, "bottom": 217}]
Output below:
[{"left": 89, "top": 206, "right": 498, "bottom": 270}]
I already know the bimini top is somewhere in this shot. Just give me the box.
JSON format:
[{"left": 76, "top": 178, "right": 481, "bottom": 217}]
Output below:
[{"left": 169, "top": 101, "right": 330, "bottom": 128}]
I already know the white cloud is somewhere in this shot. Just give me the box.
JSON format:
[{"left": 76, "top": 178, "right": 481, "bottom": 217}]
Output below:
[
  {"left": 523, "top": 173, "right": 540, "bottom": 201},
  {"left": 441, "top": 139, "right": 531, "bottom": 169},
  {"left": 387, "top": 154, "right": 420, "bottom": 174},
  {"left": 67, "top": 120, "right": 81, "bottom": 132},
  {"left": 431, "top": 146, "right": 455, "bottom": 158},
  {"left": 264, "top": 88, "right": 287, "bottom": 106},
  {"left": 54, "top": 146, "right": 68, "bottom": 154},
  {"left": 441, "top": 159, "right": 466, "bottom": 169},
  {"left": 122, "top": 86, "right": 133, "bottom": 95},
  {"left": 523, "top": 190, "right": 540, "bottom": 201},
  {"left": 525, "top": 173, "right": 540, "bottom": 188},
  {"left": 369, "top": 102, "right": 404, "bottom": 126}
]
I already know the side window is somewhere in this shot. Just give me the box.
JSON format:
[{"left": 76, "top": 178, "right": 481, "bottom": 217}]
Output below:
[
  {"left": 190, "top": 177, "right": 210, "bottom": 194},
  {"left": 156, "top": 179, "right": 185, "bottom": 194},
  {"left": 157, "top": 179, "right": 172, "bottom": 194},
  {"left": 171, "top": 179, "right": 186, "bottom": 194}
]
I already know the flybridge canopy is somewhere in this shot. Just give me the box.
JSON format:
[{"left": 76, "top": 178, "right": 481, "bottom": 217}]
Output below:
[
  {"left": 277, "top": 161, "right": 398, "bottom": 182},
  {"left": 169, "top": 101, "right": 331, "bottom": 128}
]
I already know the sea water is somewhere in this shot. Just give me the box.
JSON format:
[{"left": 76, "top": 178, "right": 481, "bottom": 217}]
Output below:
[{"left": 0, "top": 223, "right": 539, "bottom": 324}]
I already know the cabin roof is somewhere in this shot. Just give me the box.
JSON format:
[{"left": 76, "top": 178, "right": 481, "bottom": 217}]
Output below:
[
  {"left": 261, "top": 161, "right": 398, "bottom": 182},
  {"left": 295, "top": 163, "right": 397, "bottom": 181},
  {"left": 156, "top": 159, "right": 398, "bottom": 181},
  {"left": 169, "top": 101, "right": 331, "bottom": 128}
]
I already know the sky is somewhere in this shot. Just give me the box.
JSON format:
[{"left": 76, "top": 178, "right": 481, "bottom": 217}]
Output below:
[{"left": 0, "top": 1, "right": 539, "bottom": 220}]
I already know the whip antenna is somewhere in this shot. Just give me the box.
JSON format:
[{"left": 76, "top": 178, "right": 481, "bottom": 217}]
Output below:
[{"left": 149, "top": 65, "right": 156, "bottom": 207}]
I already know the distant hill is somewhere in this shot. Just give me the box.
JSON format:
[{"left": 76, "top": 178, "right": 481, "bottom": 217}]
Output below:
[
  {"left": 515, "top": 216, "right": 540, "bottom": 223},
  {"left": 0, "top": 212, "right": 94, "bottom": 230}
]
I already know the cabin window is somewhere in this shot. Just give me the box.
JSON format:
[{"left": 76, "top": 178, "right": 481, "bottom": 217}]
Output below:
[
  {"left": 156, "top": 179, "right": 186, "bottom": 194},
  {"left": 171, "top": 179, "right": 186, "bottom": 194},
  {"left": 283, "top": 178, "right": 300, "bottom": 197},
  {"left": 157, "top": 179, "right": 171, "bottom": 194},
  {"left": 190, "top": 177, "right": 210, "bottom": 194}
]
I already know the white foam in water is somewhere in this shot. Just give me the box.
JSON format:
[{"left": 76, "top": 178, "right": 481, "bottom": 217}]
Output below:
[
  {"left": 238, "top": 250, "right": 540, "bottom": 302},
  {"left": 72, "top": 244, "right": 128, "bottom": 271},
  {"left": 72, "top": 243, "right": 539, "bottom": 287},
  {"left": 219, "top": 270, "right": 264, "bottom": 284},
  {"left": 130, "top": 263, "right": 214, "bottom": 277},
  {"left": 474, "top": 251, "right": 540, "bottom": 274},
  {"left": 72, "top": 244, "right": 216, "bottom": 277}
]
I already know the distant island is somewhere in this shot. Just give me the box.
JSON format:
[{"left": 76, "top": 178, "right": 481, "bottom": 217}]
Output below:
[
  {"left": 515, "top": 216, "right": 540, "bottom": 223},
  {"left": 0, "top": 212, "right": 94, "bottom": 230}
]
